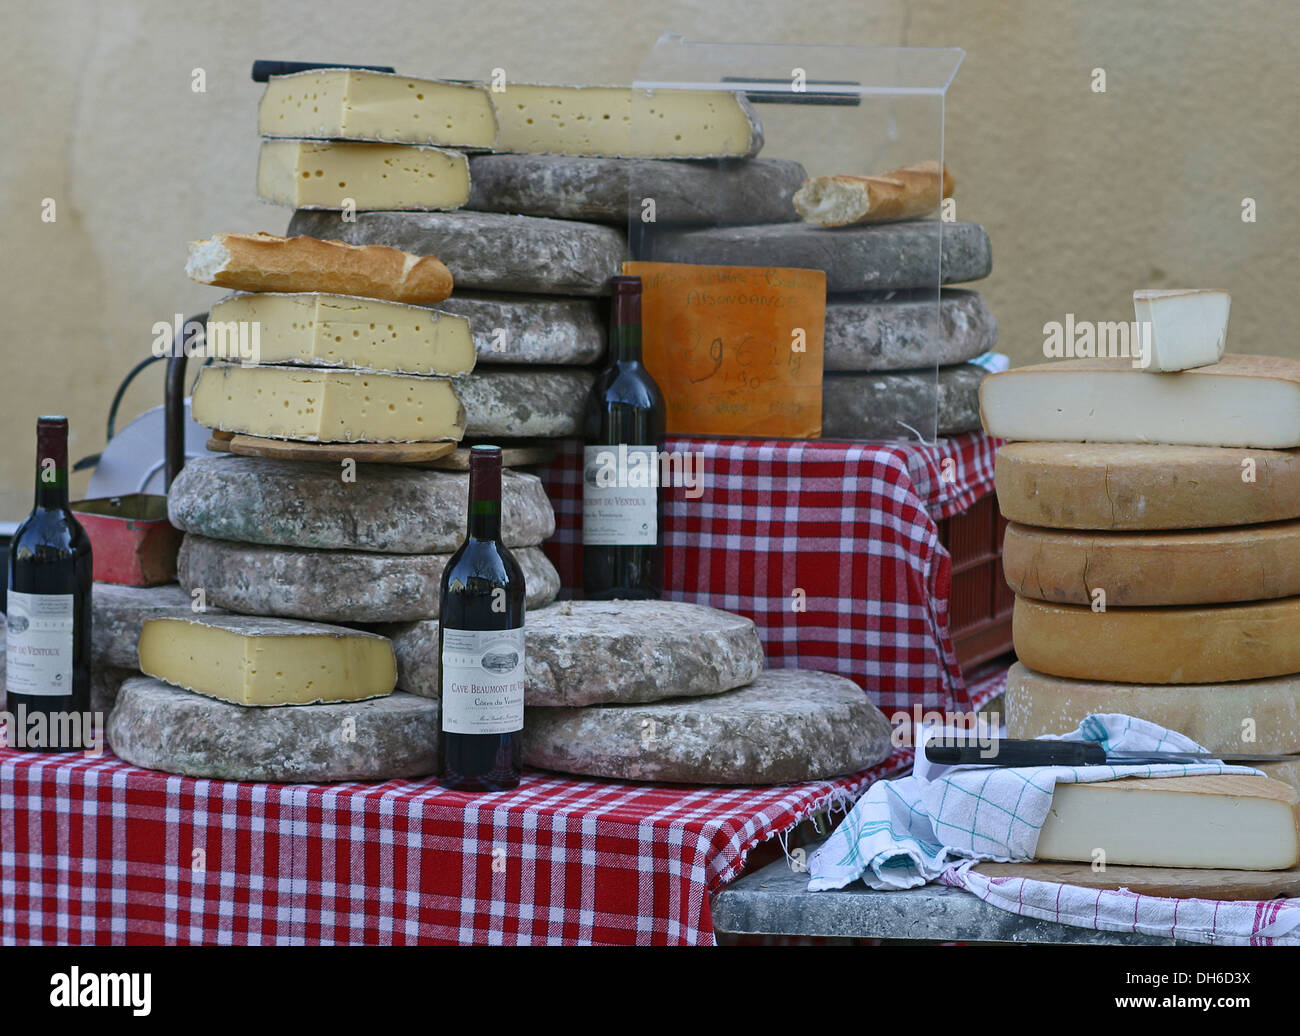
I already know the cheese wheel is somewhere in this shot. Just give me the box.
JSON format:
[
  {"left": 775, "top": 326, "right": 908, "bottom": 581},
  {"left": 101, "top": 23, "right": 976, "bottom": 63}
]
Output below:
[
  {"left": 995, "top": 442, "right": 1300, "bottom": 530},
  {"left": 1002, "top": 520, "right": 1300, "bottom": 606},
  {"left": 1012, "top": 595, "right": 1300, "bottom": 684},
  {"left": 1004, "top": 662, "right": 1300, "bottom": 753}
]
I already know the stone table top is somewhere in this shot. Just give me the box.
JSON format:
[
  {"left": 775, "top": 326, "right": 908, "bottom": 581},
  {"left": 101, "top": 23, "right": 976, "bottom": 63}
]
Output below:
[{"left": 712, "top": 841, "right": 1181, "bottom": 945}]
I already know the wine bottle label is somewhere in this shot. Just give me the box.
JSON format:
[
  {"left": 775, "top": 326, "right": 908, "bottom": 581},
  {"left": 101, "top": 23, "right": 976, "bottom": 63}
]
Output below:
[
  {"left": 441, "top": 626, "right": 526, "bottom": 735},
  {"left": 582, "top": 444, "right": 658, "bottom": 546},
  {"left": 4, "top": 591, "right": 74, "bottom": 697}
]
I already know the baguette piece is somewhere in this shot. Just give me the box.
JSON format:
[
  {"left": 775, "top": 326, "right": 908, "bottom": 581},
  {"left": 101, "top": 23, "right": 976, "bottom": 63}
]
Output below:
[
  {"left": 186, "top": 232, "right": 453, "bottom": 305},
  {"left": 793, "top": 161, "right": 954, "bottom": 227}
]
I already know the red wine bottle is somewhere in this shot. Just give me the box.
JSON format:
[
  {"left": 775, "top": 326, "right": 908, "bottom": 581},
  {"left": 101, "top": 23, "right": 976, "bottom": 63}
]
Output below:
[
  {"left": 438, "top": 445, "right": 526, "bottom": 791},
  {"left": 582, "top": 275, "right": 665, "bottom": 599},
  {"left": 5, "top": 416, "right": 93, "bottom": 749}
]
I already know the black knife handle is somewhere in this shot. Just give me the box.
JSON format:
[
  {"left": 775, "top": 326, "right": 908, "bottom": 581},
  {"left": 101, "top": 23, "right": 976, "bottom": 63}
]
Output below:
[
  {"left": 252, "top": 60, "right": 396, "bottom": 82},
  {"left": 924, "top": 740, "right": 1109, "bottom": 767}
]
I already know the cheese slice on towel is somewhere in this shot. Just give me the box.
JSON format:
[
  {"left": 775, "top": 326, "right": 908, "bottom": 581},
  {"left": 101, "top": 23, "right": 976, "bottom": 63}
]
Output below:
[{"left": 1036, "top": 774, "right": 1300, "bottom": 870}]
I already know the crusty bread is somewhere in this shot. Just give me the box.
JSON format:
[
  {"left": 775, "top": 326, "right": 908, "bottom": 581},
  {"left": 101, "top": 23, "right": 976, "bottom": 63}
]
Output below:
[
  {"left": 793, "top": 161, "right": 955, "bottom": 227},
  {"left": 186, "top": 232, "right": 453, "bottom": 304}
]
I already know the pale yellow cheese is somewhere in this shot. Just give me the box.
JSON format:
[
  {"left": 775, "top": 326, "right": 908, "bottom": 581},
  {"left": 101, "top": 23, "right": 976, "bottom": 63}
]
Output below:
[
  {"left": 995, "top": 441, "right": 1300, "bottom": 530},
  {"left": 206, "top": 292, "right": 475, "bottom": 376},
  {"left": 1002, "top": 520, "right": 1300, "bottom": 606},
  {"left": 258, "top": 69, "right": 497, "bottom": 147},
  {"left": 1013, "top": 595, "right": 1300, "bottom": 684},
  {"left": 1036, "top": 775, "right": 1300, "bottom": 870},
  {"left": 257, "top": 140, "right": 471, "bottom": 211},
  {"left": 191, "top": 364, "right": 465, "bottom": 443},
  {"left": 980, "top": 354, "right": 1300, "bottom": 449},
  {"left": 138, "top": 615, "right": 397, "bottom": 707},
  {"left": 490, "top": 84, "right": 761, "bottom": 158},
  {"left": 1005, "top": 662, "right": 1300, "bottom": 754}
]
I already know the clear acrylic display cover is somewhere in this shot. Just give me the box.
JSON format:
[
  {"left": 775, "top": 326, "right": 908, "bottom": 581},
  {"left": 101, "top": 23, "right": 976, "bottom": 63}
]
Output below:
[{"left": 629, "top": 35, "right": 964, "bottom": 444}]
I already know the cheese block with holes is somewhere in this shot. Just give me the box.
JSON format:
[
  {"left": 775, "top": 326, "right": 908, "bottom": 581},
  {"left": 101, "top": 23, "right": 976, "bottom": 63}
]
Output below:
[
  {"left": 258, "top": 140, "right": 471, "bottom": 211},
  {"left": 258, "top": 69, "right": 497, "bottom": 147},
  {"left": 137, "top": 615, "right": 396, "bottom": 706},
  {"left": 1035, "top": 775, "right": 1300, "bottom": 870},
  {"left": 995, "top": 442, "right": 1300, "bottom": 530},
  {"left": 1002, "top": 520, "right": 1300, "bottom": 606},
  {"left": 206, "top": 292, "right": 475, "bottom": 375},
  {"left": 1013, "top": 595, "right": 1300, "bottom": 684},
  {"left": 191, "top": 364, "right": 465, "bottom": 443}
]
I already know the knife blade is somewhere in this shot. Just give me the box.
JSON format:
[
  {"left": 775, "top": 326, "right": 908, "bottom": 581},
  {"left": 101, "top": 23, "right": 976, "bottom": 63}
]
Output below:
[{"left": 923, "top": 739, "right": 1298, "bottom": 768}]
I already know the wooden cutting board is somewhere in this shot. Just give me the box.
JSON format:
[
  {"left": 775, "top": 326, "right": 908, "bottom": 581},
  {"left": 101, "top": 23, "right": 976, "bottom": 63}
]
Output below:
[
  {"left": 975, "top": 860, "right": 1300, "bottom": 901},
  {"left": 206, "top": 430, "right": 456, "bottom": 464},
  {"left": 420, "top": 442, "right": 557, "bottom": 470}
]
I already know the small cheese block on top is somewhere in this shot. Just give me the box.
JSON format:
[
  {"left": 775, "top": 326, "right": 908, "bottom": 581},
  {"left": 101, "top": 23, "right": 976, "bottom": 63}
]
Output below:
[
  {"left": 1013, "top": 595, "right": 1300, "bottom": 684},
  {"left": 1133, "top": 289, "right": 1230, "bottom": 371},
  {"left": 489, "top": 84, "right": 762, "bottom": 159},
  {"left": 980, "top": 355, "right": 1300, "bottom": 449},
  {"left": 258, "top": 69, "right": 497, "bottom": 148},
  {"left": 1005, "top": 662, "right": 1300, "bottom": 755},
  {"left": 206, "top": 292, "right": 475, "bottom": 376},
  {"left": 995, "top": 442, "right": 1300, "bottom": 530},
  {"left": 1002, "top": 519, "right": 1300, "bottom": 606},
  {"left": 137, "top": 615, "right": 396, "bottom": 706},
  {"left": 1035, "top": 775, "right": 1300, "bottom": 870},
  {"left": 191, "top": 364, "right": 465, "bottom": 443},
  {"left": 186, "top": 232, "right": 453, "bottom": 305},
  {"left": 258, "top": 140, "right": 471, "bottom": 211}
]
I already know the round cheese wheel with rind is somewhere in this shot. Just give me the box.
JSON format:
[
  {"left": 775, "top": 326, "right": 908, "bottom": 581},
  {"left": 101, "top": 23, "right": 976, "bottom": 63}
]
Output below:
[
  {"left": 1004, "top": 662, "right": 1300, "bottom": 753},
  {"left": 1013, "top": 595, "right": 1300, "bottom": 684},
  {"left": 996, "top": 442, "right": 1300, "bottom": 530},
  {"left": 1003, "top": 520, "right": 1300, "bottom": 606}
]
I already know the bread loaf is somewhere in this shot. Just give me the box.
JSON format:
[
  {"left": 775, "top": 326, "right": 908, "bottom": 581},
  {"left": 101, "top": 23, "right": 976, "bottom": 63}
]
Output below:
[
  {"left": 186, "top": 232, "right": 453, "bottom": 304},
  {"left": 794, "top": 161, "right": 954, "bottom": 227}
]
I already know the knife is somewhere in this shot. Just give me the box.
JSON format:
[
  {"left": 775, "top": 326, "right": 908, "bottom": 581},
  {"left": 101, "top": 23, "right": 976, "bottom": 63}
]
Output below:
[
  {"left": 924, "top": 739, "right": 1297, "bottom": 767},
  {"left": 252, "top": 60, "right": 396, "bottom": 82}
]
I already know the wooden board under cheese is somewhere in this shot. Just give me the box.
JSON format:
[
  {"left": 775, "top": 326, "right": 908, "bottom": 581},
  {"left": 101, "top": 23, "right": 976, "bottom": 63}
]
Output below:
[
  {"left": 980, "top": 354, "right": 1300, "bottom": 448},
  {"left": 995, "top": 441, "right": 1300, "bottom": 530},
  {"left": 1002, "top": 519, "right": 1300, "bottom": 606},
  {"left": 1013, "top": 595, "right": 1300, "bottom": 684},
  {"left": 258, "top": 69, "right": 498, "bottom": 148},
  {"left": 207, "top": 292, "right": 475, "bottom": 376},
  {"left": 191, "top": 364, "right": 466, "bottom": 443},
  {"left": 1034, "top": 775, "right": 1300, "bottom": 871},
  {"left": 1004, "top": 661, "right": 1300, "bottom": 754},
  {"left": 257, "top": 140, "right": 471, "bottom": 211},
  {"left": 138, "top": 615, "right": 397, "bottom": 707}
]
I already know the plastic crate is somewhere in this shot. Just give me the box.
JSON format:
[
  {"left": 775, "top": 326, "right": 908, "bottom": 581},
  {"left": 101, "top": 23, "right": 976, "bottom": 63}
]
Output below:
[{"left": 936, "top": 493, "right": 1014, "bottom": 674}]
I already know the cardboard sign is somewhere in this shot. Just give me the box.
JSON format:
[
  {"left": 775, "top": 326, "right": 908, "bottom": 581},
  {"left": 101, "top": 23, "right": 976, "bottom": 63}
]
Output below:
[{"left": 623, "top": 261, "right": 826, "bottom": 438}]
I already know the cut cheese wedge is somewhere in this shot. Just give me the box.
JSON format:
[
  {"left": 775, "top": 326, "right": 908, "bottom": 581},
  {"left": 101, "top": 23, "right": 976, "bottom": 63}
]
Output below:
[
  {"left": 258, "top": 69, "right": 497, "bottom": 147},
  {"left": 138, "top": 615, "right": 397, "bottom": 707},
  {"left": 1133, "top": 288, "right": 1230, "bottom": 371},
  {"left": 258, "top": 140, "right": 470, "bottom": 211},
  {"left": 1003, "top": 520, "right": 1300, "bottom": 606},
  {"left": 995, "top": 442, "right": 1300, "bottom": 530},
  {"left": 206, "top": 292, "right": 475, "bottom": 376},
  {"left": 1005, "top": 662, "right": 1300, "bottom": 754},
  {"left": 980, "top": 354, "right": 1300, "bottom": 448},
  {"left": 1013, "top": 595, "right": 1300, "bottom": 684},
  {"left": 191, "top": 364, "right": 465, "bottom": 443},
  {"left": 1035, "top": 775, "right": 1300, "bottom": 870},
  {"left": 489, "top": 84, "right": 762, "bottom": 158}
]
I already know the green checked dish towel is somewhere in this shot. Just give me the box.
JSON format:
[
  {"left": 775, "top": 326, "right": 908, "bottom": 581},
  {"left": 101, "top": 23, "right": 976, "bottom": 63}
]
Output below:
[{"left": 808, "top": 714, "right": 1260, "bottom": 892}]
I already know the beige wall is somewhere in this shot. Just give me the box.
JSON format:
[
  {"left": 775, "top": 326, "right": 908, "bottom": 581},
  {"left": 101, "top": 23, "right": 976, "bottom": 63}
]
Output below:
[{"left": 3, "top": 0, "right": 1296, "bottom": 519}]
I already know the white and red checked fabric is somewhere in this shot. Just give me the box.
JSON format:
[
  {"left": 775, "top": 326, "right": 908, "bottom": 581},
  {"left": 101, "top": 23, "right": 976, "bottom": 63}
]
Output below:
[
  {"left": 538, "top": 432, "right": 1001, "bottom": 715},
  {"left": 0, "top": 745, "right": 910, "bottom": 946}
]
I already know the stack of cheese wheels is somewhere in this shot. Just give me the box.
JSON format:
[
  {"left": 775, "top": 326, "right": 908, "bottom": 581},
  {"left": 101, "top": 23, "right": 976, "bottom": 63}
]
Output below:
[{"left": 980, "top": 291, "right": 1300, "bottom": 792}]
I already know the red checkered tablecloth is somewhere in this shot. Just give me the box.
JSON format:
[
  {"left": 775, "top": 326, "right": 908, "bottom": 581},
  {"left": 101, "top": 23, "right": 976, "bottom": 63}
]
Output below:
[{"left": 538, "top": 432, "right": 1001, "bottom": 716}]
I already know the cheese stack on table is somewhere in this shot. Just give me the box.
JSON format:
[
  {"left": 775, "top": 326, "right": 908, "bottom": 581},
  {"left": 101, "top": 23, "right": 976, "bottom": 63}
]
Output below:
[
  {"left": 982, "top": 292, "right": 1300, "bottom": 799},
  {"left": 259, "top": 68, "right": 999, "bottom": 441}
]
